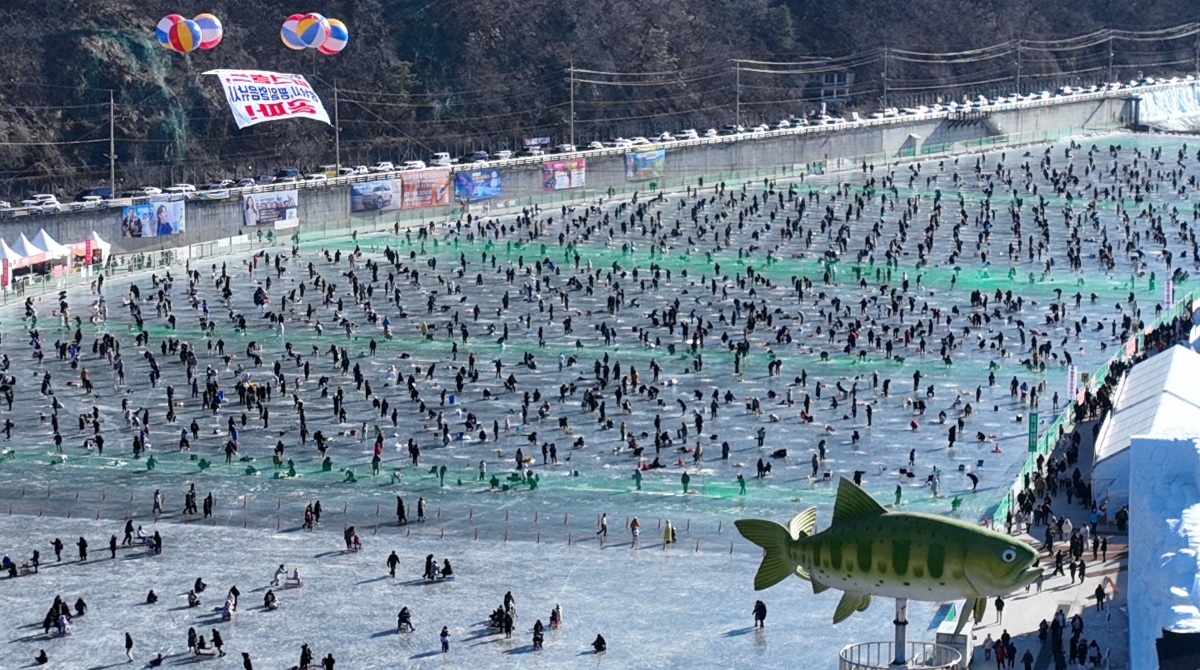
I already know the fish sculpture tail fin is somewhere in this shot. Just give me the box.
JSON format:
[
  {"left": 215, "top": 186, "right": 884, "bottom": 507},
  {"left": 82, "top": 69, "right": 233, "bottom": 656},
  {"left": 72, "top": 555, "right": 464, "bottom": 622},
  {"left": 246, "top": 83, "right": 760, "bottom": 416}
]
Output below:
[{"left": 735, "top": 519, "right": 799, "bottom": 590}]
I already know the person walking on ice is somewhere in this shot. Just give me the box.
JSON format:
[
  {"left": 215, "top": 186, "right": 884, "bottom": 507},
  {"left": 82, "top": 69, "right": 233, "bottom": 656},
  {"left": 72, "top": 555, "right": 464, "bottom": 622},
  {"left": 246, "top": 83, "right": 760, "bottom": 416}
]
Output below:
[{"left": 597, "top": 513, "right": 607, "bottom": 537}]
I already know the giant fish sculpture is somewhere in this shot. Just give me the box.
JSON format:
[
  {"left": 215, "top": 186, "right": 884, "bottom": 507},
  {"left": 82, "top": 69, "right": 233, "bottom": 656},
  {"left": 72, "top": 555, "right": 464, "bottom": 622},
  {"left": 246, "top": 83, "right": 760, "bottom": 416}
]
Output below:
[{"left": 736, "top": 478, "right": 1040, "bottom": 632}]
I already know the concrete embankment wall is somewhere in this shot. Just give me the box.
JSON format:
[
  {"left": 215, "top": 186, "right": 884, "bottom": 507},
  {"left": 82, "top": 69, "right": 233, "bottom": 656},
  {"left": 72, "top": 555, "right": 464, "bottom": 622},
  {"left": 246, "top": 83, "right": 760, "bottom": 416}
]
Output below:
[{"left": 0, "top": 93, "right": 1135, "bottom": 255}]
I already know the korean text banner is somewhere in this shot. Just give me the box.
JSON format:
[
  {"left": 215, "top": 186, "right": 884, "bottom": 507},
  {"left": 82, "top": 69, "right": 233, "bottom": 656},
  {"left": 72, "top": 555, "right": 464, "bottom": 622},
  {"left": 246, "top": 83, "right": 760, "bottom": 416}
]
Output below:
[
  {"left": 121, "top": 198, "right": 185, "bottom": 238},
  {"left": 542, "top": 159, "right": 586, "bottom": 191},
  {"left": 204, "top": 70, "right": 331, "bottom": 129},
  {"left": 625, "top": 149, "right": 665, "bottom": 181},
  {"left": 402, "top": 171, "right": 451, "bottom": 209},
  {"left": 244, "top": 190, "right": 298, "bottom": 230},
  {"left": 350, "top": 180, "right": 402, "bottom": 215},
  {"left": 454, "top": 169, "right": 502, "bottom": 201}
]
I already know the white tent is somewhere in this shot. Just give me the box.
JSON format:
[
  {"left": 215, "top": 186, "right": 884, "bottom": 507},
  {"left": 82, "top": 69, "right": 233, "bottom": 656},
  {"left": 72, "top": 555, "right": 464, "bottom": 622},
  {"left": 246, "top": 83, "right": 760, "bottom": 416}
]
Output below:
[
  {"left": 0, "top": 237, "right": 23, "bottom": 263},
  {"left": 0, "top": 238, "right": 22, "bottom": 287},
  {"left": 9, "top": 233, "right": 46, "bottom": 261},
  {"left": 29, "top": 229, "right": 68, "bottom": 260},
  {"left": 86, "top": 231, "right": 111, "bottom": 258},
  {"left": 1092, "top": 345, "right": 1200, "bottom": 509}
]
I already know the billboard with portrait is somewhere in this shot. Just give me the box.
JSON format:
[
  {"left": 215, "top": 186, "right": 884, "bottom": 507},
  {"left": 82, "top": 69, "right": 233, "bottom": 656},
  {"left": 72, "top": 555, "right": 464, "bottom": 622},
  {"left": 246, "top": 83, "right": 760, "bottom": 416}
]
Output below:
[
  {"left": 402, "top": 170, "right": 452, "bottom": 209},
  {"left": 243, "top": 189, "right": 298, "bottom": 229},
  {"left": 121, "top": 198, "right": 185, "bottom": 238},
  {"left": 625, "top": 149, "right": 666, "bottom": 181},
  {"left": 542, "top": 159, "right": 586, "bottom": 191},
  {"left": 350, "top": 180, "right": 402, "bottom": 215},
  {"left": 454, "top": 169, "right": 503, "bottom": 201}
]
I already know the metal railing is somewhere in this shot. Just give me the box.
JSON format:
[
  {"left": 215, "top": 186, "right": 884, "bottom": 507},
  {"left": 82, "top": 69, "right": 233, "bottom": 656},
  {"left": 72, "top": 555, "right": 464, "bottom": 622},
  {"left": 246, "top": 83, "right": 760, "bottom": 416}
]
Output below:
[
  {"left": 0, "top": 77, "right": 1179, "bottom": 219},
  {"left": 840, "top": 642, "right": 962, "bottom": 670}
]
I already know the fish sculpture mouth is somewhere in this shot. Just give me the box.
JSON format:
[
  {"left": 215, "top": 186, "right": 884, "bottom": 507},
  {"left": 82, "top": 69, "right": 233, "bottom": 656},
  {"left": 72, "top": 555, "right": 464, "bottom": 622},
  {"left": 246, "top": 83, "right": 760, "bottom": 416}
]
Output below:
[{"left": 966, "top": 557, "right": 1042, "bottom": 597}]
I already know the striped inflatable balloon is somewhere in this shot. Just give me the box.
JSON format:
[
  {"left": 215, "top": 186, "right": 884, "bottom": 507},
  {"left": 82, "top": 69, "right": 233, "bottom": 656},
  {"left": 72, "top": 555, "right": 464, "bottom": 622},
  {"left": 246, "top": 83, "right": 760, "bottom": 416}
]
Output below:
[
  {"left": 317, "top": 18, "right": 349, "bottom": 55},
  {"left": 193, "top": 14, "right": 224, "bottom": 50},
  {"left": 168, "top": 18, "right": 202, "bottom": 53},
  {"left": 155, "top": 14, "right": 184, "bottom": 48},
  {"left": 296, "top": 13, "right": 330, "bottom": 49},
  {"left": 280, "top": 13, "right": 306, "bottom": 50}
]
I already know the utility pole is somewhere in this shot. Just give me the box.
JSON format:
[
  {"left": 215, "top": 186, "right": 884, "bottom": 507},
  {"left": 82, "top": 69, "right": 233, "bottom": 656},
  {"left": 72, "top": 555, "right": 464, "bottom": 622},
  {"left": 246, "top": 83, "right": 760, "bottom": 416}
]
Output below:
[
  {"left": 734, "top": 60, "right": 741, "bottom": 127},
  {"left": 334, "top": 81, "right": 341, "bottom": 172},
  {"left": 1107, "top": 33, "right": 1115, "bottom": 83},
  {"left": 108, "top": 90, "right": 116, "bottom": 196},
  {"left": 1015, "top": 39, "right": 1023, "bottom": 95},
  {"left": 568, "top": 62, "right": 575, "bottom": 147},
  {"left": 881, "top": 47, "right": 890, "bottom": 110}
]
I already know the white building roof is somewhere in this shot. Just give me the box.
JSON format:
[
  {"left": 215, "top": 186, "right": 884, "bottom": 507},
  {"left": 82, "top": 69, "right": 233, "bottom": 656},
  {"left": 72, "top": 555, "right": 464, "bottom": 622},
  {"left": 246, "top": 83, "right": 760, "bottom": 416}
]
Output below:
[{"left": 1094, "top": 345, "right": 1200, "bottom": 466}]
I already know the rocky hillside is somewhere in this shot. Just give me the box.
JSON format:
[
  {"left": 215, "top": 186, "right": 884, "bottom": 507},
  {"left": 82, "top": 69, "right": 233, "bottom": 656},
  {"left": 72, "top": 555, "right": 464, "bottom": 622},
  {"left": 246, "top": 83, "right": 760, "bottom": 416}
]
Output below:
[{"left": 0, "top": 0, "right": 1196, "bottom": 197}]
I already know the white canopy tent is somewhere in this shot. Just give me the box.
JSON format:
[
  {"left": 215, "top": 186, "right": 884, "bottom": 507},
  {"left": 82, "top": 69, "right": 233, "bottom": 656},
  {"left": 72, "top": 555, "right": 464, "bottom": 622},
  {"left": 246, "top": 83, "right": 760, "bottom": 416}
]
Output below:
[
  {"left": 29, "top": 229, "right": 69, "bottom": 260},
  {"left": 1092, "top": 345, "right": 1200, "bottom": 509},
  {"left": 0, "top": 238, "right": 24, "bottom": 287},
  {"left": 86, "top": 231, "right": 111, "bottom": 258},
  {"left": 9, "top": 233, "right": 46, "bottom": 262}
]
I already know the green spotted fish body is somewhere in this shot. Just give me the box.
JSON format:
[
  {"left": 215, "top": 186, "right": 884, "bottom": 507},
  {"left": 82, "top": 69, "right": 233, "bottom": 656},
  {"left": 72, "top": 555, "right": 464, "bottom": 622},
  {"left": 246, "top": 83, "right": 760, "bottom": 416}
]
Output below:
[{"left": 736, "top": 478, "right": 1040, "bottom": 629}]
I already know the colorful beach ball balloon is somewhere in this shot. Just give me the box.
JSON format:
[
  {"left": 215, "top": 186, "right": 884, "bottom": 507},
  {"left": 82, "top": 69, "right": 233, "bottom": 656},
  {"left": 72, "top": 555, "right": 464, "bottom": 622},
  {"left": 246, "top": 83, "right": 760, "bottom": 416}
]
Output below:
[
  {"left": 317, "top": 18, "right": 348, "bottom": 55},
  {"left": 280, "top": 13, "right": 307, "bottom": 50},
  {"left": 297, "top": 13, "right": 330, "bottom": 49},
  {"left": 155, "top": 14, "right": 185, "bottom": 48},
  {"left": 193, "top": 13, "right": 224, "bottom": 50},
  {"left": 167, "top": 18, "right": 202, "bottom": 53}
]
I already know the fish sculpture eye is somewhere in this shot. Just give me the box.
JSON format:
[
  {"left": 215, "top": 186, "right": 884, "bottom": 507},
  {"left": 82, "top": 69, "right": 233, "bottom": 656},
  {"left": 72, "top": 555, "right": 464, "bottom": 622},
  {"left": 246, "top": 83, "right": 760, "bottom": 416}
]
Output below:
[{"left": 1000, "top": 548, "right": 1017, "bottom": 563}]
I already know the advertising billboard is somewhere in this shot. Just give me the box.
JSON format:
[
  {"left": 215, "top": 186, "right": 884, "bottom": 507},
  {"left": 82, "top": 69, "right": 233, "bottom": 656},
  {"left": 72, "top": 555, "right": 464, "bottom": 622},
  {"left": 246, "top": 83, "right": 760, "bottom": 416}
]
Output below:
[
  {"left": 243, "top": 189, "right": 298, "bottom": 229},
  {"left": 542, "top": 159, "right": 586, "bottom": 191},
  {"left": 625, "top": 149, "right": 666, "bottom": 181},
  {"left": 454, "top": 169, "right": 503, "bottom": 201},
  {"left": 350, "top": 180, "right": 402, "bottom": 215},
  {"left": 121, "top": 198, "right": 185, "bottom": 238},
  {"left": 402, "top": 170, "right": 452, "bottom": 209}
]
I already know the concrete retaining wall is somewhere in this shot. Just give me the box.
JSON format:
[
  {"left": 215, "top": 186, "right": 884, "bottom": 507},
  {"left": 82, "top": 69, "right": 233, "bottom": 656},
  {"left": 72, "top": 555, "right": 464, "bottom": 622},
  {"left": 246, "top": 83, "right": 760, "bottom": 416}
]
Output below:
[{"left": 0, "top": 94, "right": 1136, "bottom": 255}]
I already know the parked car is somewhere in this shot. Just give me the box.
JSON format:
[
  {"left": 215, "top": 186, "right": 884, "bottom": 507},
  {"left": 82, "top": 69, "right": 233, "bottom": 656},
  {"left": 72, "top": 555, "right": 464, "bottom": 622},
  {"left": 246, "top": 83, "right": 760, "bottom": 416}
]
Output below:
[
  {"left": 257, "top": 175, "right": 277, "bottom": 184},
  {"left": 720, "top": 125, "right": 744, "bottom": 135},
  {"left": 170, "top": 183, "right": 197, "bottom": 193},
  {"left": 274, "top": 168, "right": 301, "bottom": 180},
  {"left": 304, "top": 174, "right": 328, "bottom": 182},
  {"left": 207, "top": 180, "right": 234, "bottom": 190},
  {"left": 370, "top": 162, "right": 395, "bottom": 173},
  {"left": 137, "top": 187, "right": 163, "bottom": 196},
  {"left": 401, "top": 161, "right": 427, "bottom": 171},
  {"left": 469, "top": 151, "right": 489, "bottom": 163},
  {"left": 235, "top": 178, "right": 257, "bottom": 187},
  {"left": 677, "top": 129, "right": 699, "bottom": 140},
  {"left": 430, "top": 152, "right": 453, "bottom": 167},
  {"left": 629, "top": 136, "right": 650, "bottom": 146},
  {"left": 773, "top": 120, "right": 791, "bottom": 130},
  {"left": 23, "top": 194, "right": 60, "bottom": 211},
  {"left": 493, "top": 150, "right": 513, "bottom": 161},
  {"left": 0, "top": 201, "right": 12, "bottom": 209},
  {"left": 586, "top": 141, "right": 605, "bottom": 150},
  {"left": 75, "top": 186, "right": 113, "bottom": 201},
  {"left": 551, "top": 144, "right": 576, "bottom": 154},
  {"left": 608, "top": 138, "right": 632, "bottom": 148},
  {"left": 703, "top": 128, "right": 719, "bottom": 137},
  {"left": 520, "top": 147, "right": 544, "bottom": 157},
  {"left": 656, "top": 132, "right": 675, "bottom": 142}
]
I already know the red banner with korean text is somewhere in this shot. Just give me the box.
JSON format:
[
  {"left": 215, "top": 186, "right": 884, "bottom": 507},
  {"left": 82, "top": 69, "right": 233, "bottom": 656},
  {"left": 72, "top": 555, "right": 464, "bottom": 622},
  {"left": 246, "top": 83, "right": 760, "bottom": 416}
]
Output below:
[{"left": 204, "top": 70, "right": 331, "bottom": 129}]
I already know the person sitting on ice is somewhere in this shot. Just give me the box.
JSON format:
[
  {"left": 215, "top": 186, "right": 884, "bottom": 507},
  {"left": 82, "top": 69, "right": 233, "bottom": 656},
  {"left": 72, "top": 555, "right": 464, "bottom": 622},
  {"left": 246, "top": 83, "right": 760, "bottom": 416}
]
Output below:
[
  {"left": 187, "top": 590, "right": 200, "bottom": 608},
  {"left": 195, "top": 635, "right": 214, "bottom": 656},
  {"left": 146, "top": 590, "right": 158, "bottom": 604},
  {"left": 263, "top": 590, "right": 278, "bottom": 611},
  {"left": 397, "top": 607, "right": 415, "bottom": 633},
  {"left": 351, "top": 534, "right": 362, "bottom": 551},
  {"left": 35, "top": 649, "right": 48, "bottom": 665},
  {"left": 194, "top": 577, "right": 207, "bottom": 593},
  {"left": 441, "top": 559, "right": 453, "bottom": 579},
  {"left": 135, "top": 526, "right": 149, "bottom": 544}
]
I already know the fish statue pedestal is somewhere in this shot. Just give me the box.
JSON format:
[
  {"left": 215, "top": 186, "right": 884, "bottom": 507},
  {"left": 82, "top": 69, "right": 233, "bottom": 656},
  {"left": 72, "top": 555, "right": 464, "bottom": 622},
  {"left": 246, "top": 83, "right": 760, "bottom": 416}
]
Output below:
[{"left": 737, "top": 478, "right": 1039, "bottom": 669}]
